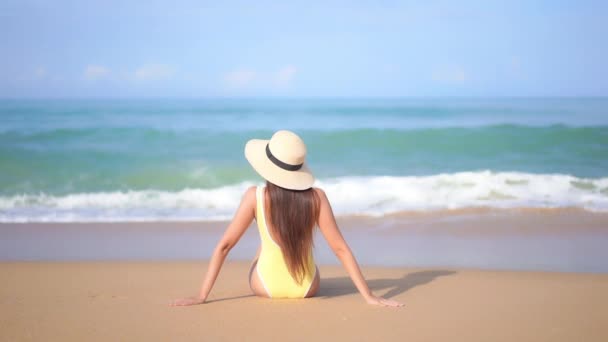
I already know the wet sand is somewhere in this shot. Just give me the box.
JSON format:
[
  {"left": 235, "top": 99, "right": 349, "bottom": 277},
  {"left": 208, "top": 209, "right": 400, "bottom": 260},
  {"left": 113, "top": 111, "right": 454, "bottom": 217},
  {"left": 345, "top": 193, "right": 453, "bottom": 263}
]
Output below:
[
  {"left": 1, "top": 261, "right": 607, "bottom": 341},
  {"left": 1, "top": 209, "right": 607, "bottom": 272}
]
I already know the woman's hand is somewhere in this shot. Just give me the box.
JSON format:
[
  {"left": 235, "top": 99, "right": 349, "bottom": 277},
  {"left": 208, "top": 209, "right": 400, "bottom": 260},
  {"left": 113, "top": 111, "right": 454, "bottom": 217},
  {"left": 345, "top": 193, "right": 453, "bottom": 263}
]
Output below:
[
  {"left": 365, "top": 294, "right": 404, "bottom": 307},
  {"left": 170, "top": 296, "right": 206, "bottom": 306}
]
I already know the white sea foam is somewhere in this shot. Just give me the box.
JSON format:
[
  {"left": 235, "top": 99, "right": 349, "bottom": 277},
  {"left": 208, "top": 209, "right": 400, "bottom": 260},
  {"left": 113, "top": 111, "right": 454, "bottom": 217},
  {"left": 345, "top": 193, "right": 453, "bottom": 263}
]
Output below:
[{"left": 1, "top": 171, "right": 607, "bottom": 222}]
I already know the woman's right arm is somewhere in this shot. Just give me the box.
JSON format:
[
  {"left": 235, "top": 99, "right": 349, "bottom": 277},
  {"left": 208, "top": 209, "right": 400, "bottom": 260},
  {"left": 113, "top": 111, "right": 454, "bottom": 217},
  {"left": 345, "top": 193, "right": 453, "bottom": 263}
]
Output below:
[
  {"left": 171, "top": 186, "right": 256, "bottom": 306},
  {"left": 315, "top": 188, "right": 403, "bottom": 307}
]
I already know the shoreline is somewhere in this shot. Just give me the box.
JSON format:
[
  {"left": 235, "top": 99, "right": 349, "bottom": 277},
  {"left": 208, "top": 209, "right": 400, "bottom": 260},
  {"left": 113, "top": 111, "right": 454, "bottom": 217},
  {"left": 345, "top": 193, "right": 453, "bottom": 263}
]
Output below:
[
  {"left": 1, "top": 261, "right": 607, "bottom": 341},
  {"left": 3, "top": 206, "right": 607, "bottom": 224},
  {"left": 2, "top": 206, "right": 607, "bottom": 226},
  {"left": 1, "top": 209, "right": 607, "bottom": 273}
]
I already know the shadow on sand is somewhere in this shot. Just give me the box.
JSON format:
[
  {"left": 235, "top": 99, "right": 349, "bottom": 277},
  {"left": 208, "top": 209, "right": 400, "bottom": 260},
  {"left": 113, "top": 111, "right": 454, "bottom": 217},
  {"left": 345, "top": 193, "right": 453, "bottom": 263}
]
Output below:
[{"left": 317, "top": 270, "right": 457, "bottom": 299}]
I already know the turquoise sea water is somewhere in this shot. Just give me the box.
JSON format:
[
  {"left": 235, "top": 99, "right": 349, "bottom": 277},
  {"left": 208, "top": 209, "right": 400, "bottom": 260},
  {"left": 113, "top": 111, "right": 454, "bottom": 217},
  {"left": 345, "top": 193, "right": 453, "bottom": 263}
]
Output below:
[{"left": 1, "top": 98, "right": 607, "bottom": 222}]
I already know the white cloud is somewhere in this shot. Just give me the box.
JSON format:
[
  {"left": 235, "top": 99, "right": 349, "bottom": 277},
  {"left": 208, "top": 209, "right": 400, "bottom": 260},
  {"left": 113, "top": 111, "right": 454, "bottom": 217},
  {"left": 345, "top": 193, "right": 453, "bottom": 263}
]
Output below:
[
  {"left": 431, "top": 65, "right": 468, "bottom": 84},
  {"left": 17, "top": 66, "right": 49, "bottom": 82},
  {"left": 507, "top": 56, "right": 525, "bottom": 79},
  {"left": 34, "top": 67, "right": 47, "bottom": 79},
  {"left": 134, "top": 63, "right": 175, "bottom": 81},
  {"left": 510, "top": 56, "right": 522, "bottom": 70},
  {"left": 274, "top": 65, "right": 297, "bottom": 87},
  {"left": 84, "top": 65, "right": 111, "bottom": 80},
  {"left": 222, "top": 65, "right": 298, "bottom": 90},
  {"left": 223, "top": 69, "right": 257, "bottom": 88}
]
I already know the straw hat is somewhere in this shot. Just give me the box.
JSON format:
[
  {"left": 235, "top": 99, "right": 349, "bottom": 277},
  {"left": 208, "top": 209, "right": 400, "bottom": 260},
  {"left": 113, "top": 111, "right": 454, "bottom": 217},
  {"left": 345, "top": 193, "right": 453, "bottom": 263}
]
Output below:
[{"left": 245, "top": 130, "right": 314, "bottom": 190}]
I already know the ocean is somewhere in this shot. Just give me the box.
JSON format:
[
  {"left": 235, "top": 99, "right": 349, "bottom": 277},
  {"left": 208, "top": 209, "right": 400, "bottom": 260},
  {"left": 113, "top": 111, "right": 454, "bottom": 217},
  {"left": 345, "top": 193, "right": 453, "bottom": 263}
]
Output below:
[{"left": 1, "top": 98, "right": 607, "bottom": 222}]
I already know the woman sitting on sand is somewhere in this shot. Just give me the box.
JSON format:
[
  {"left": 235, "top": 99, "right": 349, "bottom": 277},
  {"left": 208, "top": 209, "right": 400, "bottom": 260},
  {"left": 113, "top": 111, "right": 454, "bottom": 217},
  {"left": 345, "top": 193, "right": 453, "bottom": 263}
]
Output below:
[{"left": 172, "top": 130, "right": 403, "bottom": 307}]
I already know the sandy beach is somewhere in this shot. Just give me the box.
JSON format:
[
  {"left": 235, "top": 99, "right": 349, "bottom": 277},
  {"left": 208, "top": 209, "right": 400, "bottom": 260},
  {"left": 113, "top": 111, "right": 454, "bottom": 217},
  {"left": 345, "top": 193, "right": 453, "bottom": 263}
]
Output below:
[
  {"left": 1, "top": 261, "right": 607, "bottom": 341},
  {"left": 2, "top": 210, "right": 607, "bottom": 340}
]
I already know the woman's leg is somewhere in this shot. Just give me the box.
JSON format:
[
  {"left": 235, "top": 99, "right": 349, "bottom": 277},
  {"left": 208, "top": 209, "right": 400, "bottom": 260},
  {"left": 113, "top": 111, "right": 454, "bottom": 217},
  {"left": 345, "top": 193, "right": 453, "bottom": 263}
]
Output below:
[
  {"left": 248, "top": 246, "right": 270, "bottom": 298},
  {"left": 249, "top": 259, "right": 270, "bottom": 298},
  {"left": 305, "top": 266, "right": 320, "bottom": 298}
]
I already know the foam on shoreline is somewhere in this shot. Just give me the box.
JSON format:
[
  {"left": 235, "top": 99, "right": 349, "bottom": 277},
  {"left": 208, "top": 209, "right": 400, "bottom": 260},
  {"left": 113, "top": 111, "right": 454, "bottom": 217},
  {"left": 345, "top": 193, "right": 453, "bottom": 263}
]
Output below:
[{"left": 1, "top": 171, "right": 607, "bottom": 222}]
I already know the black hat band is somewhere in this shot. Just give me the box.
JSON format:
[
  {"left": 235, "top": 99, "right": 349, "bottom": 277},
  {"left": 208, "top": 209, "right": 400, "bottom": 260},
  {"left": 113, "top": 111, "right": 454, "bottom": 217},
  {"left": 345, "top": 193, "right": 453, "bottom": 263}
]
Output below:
[{"left": 265, "top": 144, "right": 303, "bottom": 171}]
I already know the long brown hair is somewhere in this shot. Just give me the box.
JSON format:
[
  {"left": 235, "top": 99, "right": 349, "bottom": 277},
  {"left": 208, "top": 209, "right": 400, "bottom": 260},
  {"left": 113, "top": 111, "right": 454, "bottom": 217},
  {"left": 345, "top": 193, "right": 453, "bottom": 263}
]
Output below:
[{"left": 265, "top": 181, "right": 320, "bottom": 284}]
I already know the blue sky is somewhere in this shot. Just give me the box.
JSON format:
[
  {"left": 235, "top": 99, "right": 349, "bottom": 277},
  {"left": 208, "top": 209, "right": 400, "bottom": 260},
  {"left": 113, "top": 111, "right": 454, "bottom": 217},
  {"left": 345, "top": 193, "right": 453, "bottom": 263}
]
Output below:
[{"left": 1, "top": 0, "right": 607, "bottom": 98}]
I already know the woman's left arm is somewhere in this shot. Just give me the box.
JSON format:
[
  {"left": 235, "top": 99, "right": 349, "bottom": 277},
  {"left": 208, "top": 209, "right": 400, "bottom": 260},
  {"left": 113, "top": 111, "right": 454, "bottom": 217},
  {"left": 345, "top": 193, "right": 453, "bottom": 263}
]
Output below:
[{"left": 171, "top": 186, "right": 257, "bottom": 306}]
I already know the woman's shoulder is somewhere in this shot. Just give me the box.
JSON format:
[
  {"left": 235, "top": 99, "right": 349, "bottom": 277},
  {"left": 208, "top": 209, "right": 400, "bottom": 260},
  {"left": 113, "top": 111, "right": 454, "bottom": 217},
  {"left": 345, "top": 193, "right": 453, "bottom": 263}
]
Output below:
[
  {"left": 312, "top": 187, "right": 329, "bottom": 202},
  {"left": 244, "top": 186, "right": 258, "bottom": 197},
  {"left": 240, "top": 186, "right": 258, "bottom": 205},
  {"left": 312, "top": 186, "right": 325, "bottom": 194}
]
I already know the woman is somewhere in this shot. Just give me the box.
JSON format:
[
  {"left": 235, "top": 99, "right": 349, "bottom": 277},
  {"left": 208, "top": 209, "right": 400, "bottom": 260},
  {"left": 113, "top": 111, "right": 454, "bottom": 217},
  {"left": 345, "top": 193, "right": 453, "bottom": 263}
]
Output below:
[{"left": 172, "top": 130, "right": 403, "bottom": 307}]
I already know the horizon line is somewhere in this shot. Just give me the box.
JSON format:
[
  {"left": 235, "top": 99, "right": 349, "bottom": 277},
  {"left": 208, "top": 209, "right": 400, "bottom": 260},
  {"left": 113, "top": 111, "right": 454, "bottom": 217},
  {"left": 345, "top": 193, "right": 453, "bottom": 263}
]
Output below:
[{"left": 1, "top": 95, "right": 607, "bottom": 101}]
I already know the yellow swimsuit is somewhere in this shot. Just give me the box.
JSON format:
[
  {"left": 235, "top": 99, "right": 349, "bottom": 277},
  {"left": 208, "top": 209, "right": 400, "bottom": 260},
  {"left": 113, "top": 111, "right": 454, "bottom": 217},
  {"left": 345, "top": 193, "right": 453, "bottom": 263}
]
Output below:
[{"left": 255, "top": 186, "right": 317, "bottom": 298}]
